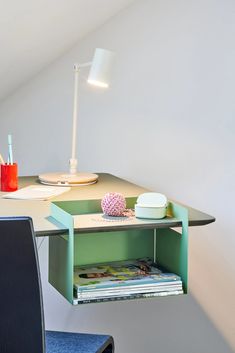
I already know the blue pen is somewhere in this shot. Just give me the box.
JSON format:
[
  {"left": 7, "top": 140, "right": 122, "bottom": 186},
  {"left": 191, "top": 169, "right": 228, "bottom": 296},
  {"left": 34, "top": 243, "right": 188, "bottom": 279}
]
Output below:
[{"left": 8, "top": 134, "right": 13, "bottom": 165}]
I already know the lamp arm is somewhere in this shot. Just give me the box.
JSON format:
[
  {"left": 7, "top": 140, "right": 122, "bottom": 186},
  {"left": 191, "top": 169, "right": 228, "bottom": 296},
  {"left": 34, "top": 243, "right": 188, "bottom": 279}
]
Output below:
[
  {"left": 77, "top": 61, "right": 92, "bottom": 68},
  {"left": 69, "top": 62, "right": 92, "bottom": 175}
]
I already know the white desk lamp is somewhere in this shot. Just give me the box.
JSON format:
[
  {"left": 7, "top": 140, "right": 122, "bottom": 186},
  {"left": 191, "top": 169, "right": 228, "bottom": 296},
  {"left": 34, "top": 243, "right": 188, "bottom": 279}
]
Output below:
[{"left": 39, "top": 48, "right": 114, "bottom": 186}]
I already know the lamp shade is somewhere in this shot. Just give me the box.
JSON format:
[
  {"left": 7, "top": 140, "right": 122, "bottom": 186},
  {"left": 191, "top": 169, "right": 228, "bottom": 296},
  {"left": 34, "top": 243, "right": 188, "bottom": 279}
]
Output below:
[{"left": 87, "top": 48, "right": 115, "bottom": 88}]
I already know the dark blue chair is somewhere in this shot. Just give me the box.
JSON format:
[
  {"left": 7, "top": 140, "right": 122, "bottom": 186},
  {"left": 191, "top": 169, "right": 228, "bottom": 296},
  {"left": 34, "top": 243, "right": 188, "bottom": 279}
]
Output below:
[{"left": 0, "top": 217, "right": 114, "bottom": 353}]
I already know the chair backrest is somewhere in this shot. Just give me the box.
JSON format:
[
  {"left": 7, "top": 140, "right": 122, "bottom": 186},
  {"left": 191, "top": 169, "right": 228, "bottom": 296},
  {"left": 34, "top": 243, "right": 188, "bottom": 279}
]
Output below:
[{"left": 0, "top": 217, "right": 45, "bottom": 353}]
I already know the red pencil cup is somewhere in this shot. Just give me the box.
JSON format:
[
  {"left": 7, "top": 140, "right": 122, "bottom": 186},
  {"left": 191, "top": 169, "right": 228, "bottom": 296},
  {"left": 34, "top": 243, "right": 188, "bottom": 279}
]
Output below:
[{"left": 0, "top": 163, "right": 18, "bottom": 192}]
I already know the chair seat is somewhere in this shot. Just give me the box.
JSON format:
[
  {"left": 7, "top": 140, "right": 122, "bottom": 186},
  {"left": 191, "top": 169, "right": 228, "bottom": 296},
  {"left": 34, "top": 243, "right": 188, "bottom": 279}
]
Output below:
[{"left": 46, "top": 330, "right": 114, "bottom": 353}]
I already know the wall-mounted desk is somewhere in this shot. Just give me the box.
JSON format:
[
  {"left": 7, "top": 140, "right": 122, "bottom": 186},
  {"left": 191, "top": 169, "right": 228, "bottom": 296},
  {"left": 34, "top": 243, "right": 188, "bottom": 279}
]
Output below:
[
  {"left": 0, "top": 173, "right": 215, "bottom": 236},
  {"left": 0, "top": 173, "right": 215, "bottom": 304}
]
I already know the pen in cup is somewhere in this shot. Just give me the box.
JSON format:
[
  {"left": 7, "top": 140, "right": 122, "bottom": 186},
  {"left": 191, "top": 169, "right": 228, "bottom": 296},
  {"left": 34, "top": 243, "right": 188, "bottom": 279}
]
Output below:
[
  {"left": 8, "top": 134, "right": 13, "bottom": 165},
  {"left": 0, "top": 134, "right": 18, "bottom": 192},
  {"left": 0, "top": 154, "right": 5, "bottom": 165}
]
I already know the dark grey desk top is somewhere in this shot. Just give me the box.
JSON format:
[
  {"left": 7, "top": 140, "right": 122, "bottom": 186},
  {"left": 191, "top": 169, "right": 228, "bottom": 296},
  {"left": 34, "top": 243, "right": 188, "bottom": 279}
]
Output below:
[{"left": 0, "top": 173, "right": 215, "bottom": 236}]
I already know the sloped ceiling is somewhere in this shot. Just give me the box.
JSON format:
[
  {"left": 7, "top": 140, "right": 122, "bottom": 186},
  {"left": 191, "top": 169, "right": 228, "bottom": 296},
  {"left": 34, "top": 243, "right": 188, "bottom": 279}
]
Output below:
[{"left": 0, "top": 0, "right": 135, "bottom": 101}]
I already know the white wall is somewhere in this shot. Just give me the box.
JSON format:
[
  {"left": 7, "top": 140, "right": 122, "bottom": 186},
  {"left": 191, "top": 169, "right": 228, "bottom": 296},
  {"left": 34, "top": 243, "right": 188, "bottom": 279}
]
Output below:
[{"left": 0, "top": 0, "right": 234, "bottom": 352}]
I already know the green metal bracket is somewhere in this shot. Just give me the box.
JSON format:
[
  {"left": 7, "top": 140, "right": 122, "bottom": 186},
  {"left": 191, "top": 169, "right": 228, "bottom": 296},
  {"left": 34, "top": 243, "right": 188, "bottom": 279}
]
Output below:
[{"left": 49, "top": 198, "right": 188, "bottom": 304}]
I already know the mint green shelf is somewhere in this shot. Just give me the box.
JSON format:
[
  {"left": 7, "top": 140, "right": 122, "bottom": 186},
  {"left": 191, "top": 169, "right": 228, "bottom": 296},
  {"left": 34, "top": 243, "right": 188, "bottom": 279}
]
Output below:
[{"left": 49, "top": 197, "right": 188, "bottom": 305}]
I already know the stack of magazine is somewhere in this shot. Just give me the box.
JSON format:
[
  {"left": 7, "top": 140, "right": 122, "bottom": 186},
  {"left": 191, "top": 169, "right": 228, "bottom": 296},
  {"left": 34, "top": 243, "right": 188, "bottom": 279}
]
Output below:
[{"left": 74, "top": 258, "right": 183, "bottom": 304}]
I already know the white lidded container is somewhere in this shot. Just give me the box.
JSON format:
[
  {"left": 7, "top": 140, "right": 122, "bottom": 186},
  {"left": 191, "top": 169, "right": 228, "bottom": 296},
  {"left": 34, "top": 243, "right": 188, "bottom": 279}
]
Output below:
[{"left": 135, "top": 193, "right": 168, "bottom": 219}]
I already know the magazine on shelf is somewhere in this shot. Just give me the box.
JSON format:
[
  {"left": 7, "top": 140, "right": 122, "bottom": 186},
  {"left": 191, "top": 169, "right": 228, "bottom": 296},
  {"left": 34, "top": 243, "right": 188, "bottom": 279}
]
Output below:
[
  {"left": 74, "top": 258, "right": 182, "bottom": 297},
  {"left": 74, "top": 281, "right": 182, "bottom": 296},
  {"left": 73, "top": 289, "right": 184, "bottom": 305},
  {"left": 74, "top": 284, "right": 183, "bottom": 299}
]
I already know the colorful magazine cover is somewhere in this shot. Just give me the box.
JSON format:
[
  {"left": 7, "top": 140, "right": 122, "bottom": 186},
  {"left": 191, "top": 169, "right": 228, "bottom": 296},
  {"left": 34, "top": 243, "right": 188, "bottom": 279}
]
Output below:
[{"left": 74, "top": 258, "right": 181, "bottom": 292}]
